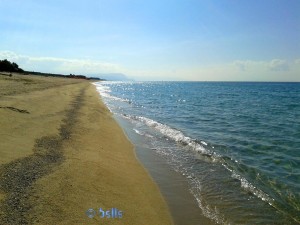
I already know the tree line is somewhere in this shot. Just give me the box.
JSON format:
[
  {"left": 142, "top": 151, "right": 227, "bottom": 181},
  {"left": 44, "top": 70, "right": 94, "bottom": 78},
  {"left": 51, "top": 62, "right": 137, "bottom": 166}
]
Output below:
[
  {"left": 0, "top": 59, "right": 24, "bottom": 72},
  {"left": 0, "top": 59, "right": 102, "bottom": 80}
]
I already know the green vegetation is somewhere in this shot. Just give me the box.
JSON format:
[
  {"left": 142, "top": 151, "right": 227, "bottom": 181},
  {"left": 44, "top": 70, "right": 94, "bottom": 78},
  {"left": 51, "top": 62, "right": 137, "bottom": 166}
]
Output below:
[{"left": 0, "top": 59, "right": 24, "bottom": 73}]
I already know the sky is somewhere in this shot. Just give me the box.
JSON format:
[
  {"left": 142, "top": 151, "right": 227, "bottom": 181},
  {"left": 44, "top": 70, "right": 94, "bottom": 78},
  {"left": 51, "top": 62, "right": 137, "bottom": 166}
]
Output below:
[{"left": 0, "top": 0, "right": 299, "bottom": 81}]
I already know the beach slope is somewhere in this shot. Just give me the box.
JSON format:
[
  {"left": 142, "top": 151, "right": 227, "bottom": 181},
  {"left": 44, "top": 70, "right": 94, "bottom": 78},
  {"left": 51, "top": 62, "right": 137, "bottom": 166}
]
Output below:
[{"left": 0, "top": 73, "right": 173, "bottom": 225}]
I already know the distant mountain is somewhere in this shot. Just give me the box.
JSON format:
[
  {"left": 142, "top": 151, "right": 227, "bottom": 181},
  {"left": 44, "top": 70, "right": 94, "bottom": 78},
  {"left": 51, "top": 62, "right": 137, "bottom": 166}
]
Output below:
[{"left": 92, "top": 73, "right": 133, "bottom": 81}]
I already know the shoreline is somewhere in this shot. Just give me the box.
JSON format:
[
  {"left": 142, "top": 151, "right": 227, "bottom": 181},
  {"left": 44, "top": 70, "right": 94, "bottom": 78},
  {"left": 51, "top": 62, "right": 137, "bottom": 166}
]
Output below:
[
  {"left": 113, "top": 115, "right": 217, "bottom": 225},
  {"left": 0, "top": 74, "right": 173, "bottom": 224}
]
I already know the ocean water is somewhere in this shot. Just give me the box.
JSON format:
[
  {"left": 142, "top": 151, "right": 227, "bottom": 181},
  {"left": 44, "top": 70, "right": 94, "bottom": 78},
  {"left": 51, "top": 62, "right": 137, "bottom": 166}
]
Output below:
[{"left": 94, "top": 81, "right": 300, "bottom": 225}]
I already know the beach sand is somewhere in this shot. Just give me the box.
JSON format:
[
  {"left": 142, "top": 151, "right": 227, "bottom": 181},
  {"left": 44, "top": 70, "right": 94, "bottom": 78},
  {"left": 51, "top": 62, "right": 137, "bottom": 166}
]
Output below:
[{"left": 0, "top": 73, "right": 173, "bottom": 224}]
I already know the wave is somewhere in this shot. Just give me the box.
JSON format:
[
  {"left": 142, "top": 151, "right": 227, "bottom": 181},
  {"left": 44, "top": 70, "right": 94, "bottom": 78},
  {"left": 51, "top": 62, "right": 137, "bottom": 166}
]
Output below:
[
  {"left": 123, "top": 114, "right": 276, "bottom": 208},
  {"left": 93, "top": 81, "right": 300, "bottom": 224},
  {"left": 94, "top": 83, "right": 131, "bottom": 103},
  {"left": 94, "top": 82, "right": 280, "bottom": 222},
  {"left": 133, "top": 128, "right": 154, "bottom": 138},
  {"left": 224, "top": 164, "right": 274, "bottom": 205},
  {"left": 122, "top": 114, "right": 214, "bottom": 156}
]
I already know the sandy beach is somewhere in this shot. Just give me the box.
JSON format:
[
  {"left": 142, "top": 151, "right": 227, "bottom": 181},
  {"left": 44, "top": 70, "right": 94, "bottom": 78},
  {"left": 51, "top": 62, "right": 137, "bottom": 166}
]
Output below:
[{"left": 0, "top": 73, "right": 173, "bottom": 225}]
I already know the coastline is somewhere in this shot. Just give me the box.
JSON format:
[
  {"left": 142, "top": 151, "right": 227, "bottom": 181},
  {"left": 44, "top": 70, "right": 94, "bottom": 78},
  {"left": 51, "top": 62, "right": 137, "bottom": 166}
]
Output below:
[
  {"left": 113, "top": 115, "right": 217, "bottom": 225},
  {"left": 0, "top": 74, "right": 173, "bottom": 224}
]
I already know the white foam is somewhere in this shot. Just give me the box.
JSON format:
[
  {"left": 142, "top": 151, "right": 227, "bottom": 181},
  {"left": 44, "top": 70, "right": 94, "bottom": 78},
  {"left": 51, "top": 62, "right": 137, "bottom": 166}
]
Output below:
[
  {"left": 94, "top": 83, "right": 131, "bottom": 103},
  {"left": 231, "top": 170, "right": 274, "bottom": 205},
  {"left": 201, "top": 141, "right": 208, "bottom": 146},
  {"left": 133, "top": 128, "right": 142, "bottom": 135},
  {"left": 125, "top": 115, "right": 211, "bottom": 156},
  {"left": 190, "top": 179, "right": 226, "bottom": 224},
  {"left": 94, "top": 82, "right": 111, "bottom": 93}
]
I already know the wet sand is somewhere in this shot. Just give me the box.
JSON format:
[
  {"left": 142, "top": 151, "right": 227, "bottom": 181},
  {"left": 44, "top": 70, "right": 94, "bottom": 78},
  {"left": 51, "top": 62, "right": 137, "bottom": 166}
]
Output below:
[
  {"left": 0, "top": 73, "right": 173, "bottom": 224},
  {"left": 114, "top": 115, "right": 216, "bottom": 225}
]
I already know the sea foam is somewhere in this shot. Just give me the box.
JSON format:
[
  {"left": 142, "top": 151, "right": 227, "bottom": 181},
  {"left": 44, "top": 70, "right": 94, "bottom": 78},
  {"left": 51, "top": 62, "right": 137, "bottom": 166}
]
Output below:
[{"left": 122, "top": 114, "right": 212, "bottom": 156}]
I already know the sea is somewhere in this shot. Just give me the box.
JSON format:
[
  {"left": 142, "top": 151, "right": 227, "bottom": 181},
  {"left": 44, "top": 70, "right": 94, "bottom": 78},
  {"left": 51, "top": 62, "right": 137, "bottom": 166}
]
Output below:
[{"left": 94, "top": 81, "right": 300, "bottom": 225}]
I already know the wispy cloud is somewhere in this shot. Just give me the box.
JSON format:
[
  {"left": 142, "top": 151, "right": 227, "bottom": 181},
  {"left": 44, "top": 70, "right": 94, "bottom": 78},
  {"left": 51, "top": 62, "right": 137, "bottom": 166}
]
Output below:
[
  {"left": 1, "top": 51, "right": 299, "bottom": 81},
  {"left": 233, "top": 59, "right": 293, "bottom": 73},
  {"left": 269, "top": 59, "right": 289, "bottom": 72},
  {"left": 181, "top": 59, "right": 300, "bottom": 81},
  {"left": 0, "top": 51, "right": 122, "bottom": 75},
  {"left": 294, "top": 58, "right": 300, "bottom": 65},
  {"left": 233, "top": 60, "right": 265, "bottom": 72}
]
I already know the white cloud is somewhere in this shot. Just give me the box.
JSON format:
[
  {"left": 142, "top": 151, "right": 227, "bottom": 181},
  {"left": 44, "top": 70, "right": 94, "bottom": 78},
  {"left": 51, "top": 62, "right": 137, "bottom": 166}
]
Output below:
[
  {"left": 1, "top": 51, "right": 299, "bottom": 81},
  {"left": 0, "top": 51, "right": 122, "bottom": 75},
  {"left": 185, "top": 59, "right": 300, "bottom": 81},
  {"left": 233, "top": 60, "right": 266, "bottom": 72},
  {"left": 294, "top": 58, "right": 300, "bottom": 65},
  {"left": 233, "top": 60, "right": 246, "bottom": 71},
  {"left": 268, "top": 59, "right": 289, "bottom": 72}
]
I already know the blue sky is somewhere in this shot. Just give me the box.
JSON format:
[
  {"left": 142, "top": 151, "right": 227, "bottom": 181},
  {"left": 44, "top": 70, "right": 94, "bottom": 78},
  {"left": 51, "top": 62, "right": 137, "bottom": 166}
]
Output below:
[{"left": 0, "top": 0, "right": 299, "bottom": 81}]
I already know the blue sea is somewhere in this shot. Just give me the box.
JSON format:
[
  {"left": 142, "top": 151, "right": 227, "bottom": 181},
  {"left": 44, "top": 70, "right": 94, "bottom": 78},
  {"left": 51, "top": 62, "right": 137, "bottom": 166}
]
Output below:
[{"left": 95, "top": 81, "right": 300, "bottom": 225}]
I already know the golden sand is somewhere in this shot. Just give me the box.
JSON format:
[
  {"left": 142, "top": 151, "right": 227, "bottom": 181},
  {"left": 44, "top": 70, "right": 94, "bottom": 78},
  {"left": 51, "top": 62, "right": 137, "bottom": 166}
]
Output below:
[{"left": 0, "top": 73, "right": 173, "bottom": 225}]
